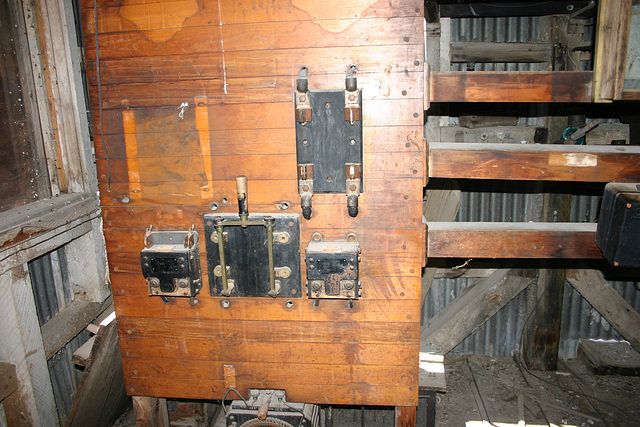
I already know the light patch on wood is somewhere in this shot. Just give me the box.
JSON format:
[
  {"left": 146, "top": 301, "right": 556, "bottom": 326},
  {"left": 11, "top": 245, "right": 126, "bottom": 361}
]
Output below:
[
  {"left": 120, "top": 0, "right": 198, "bottom": 43},
  {"left": 291, "top": 0, "right": 377, "bottom": 32},
  {"left": 562, "top": 153, "right": 598, "bottom": 167}
]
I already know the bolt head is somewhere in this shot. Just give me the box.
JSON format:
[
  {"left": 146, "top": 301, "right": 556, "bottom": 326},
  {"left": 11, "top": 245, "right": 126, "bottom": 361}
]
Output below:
[
  {"left": 348, "top": 94, "right": 356, "bottom": 101},
  {"left": 311, "top": 281, "right": 322, "bottom": 290},
  {"left": 343, "top": 281, "right": 355, "bottom": 290},
  {"left": 349, "top": 184, "right": 357, "bottom": 191}
]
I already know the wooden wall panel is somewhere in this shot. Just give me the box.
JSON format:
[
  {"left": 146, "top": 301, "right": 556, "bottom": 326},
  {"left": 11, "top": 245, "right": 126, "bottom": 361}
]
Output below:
[{"left": 81, "top": 0, "right": 424, "bottom": 407}]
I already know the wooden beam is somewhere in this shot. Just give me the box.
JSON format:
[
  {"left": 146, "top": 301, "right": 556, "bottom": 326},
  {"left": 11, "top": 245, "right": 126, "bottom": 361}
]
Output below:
[
  {"left": 422, "top": 267, "right": 537, "bottom": 355},
  {"left": 450, "top": 42, "right": 552, "bottom": 63},
  {"left": 566, "top": 268, "right": 640, "bottom": 354},
  {"left": 430, "top": 71, "right": 593, "bottom": 103},
  {"left": 0, "top": 362, "right": 18, "bottom": 402},
  {"left": 66, "top": 317, "right": 130, "bottom": 427},
  {"left": 428, "top": 143, "right": 640, "bottom": 182},
  {"left": 41, "top": 297, "right": 111, "bottom": 360},
  {"left": 427, "top": 222, "right": 601, "bottom": 259}
]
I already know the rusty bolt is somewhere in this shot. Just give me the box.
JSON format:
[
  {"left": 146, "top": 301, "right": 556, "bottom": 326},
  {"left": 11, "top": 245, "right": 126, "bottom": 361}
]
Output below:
[
  {"left": 343, "top": 281, "right": 355, "bottom": 290},
  {"left": 349, "top": 184, "right": 357, "bottom": 192},
  {"left": 348, "top": 94, "right": 355, "bottom": 101},
  {"left": 302, "top": 184, "right": 310, "bottom": 192},
  {"left": 311, "top": 281, "right": 322, "bottom": 290},
  {"left": 178, "top": 279, "right": 189, "bottom": 288}
]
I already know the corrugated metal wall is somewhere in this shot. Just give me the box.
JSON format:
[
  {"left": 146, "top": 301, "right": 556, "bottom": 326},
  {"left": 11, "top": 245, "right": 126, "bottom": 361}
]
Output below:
[{"left": 424, "top": 15, "right": 640, "bottom": 359}]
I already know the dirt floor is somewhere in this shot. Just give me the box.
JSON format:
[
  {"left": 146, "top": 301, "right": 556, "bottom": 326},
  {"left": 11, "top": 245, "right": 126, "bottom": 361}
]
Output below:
[
  {"left": 112, "top": 355, "right": 640, "bottom": 426},
  {"left": 437, "top": 355, "right": 640, "bottom": 427}
]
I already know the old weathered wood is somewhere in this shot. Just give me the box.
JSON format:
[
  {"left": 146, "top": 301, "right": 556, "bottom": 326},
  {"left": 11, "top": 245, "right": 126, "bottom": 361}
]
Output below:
[
  {"left": 41, "top": 298, "right": 108, "bottom": 360},
  {"left": 72, "top": 335, "right": 96, "bottom": 367},
  {"left": 427, "top": 222, "right": 601, "bottom": 259},
  {"left": 0, "top": 362, "right": 18, "bottom": 402},
  {"left": 133, "top": 396, "right": 169, "bottom": 427},
  {"left": 429, "top": 142, "right": 640, "bottom": 182},
  {"left": 421, "top": 267, "right": 537, "bottom": 354},
  {"left": 430, "top": 71, "right": 593, "bottom": 103},
  {"left": 0, "top": 267, "right": 57, "bottom": 426},
  {"left": 578, "top": 340, "right": 640, "bottom": 376},
  {"left": 567, "top": 268, "right": 640, "bottom": 354},
  {"left": 439, "top": 126, "right": 539, "bottom": 144},
  {"left": 592, "top": 0, "right": 631, "bottom": 101},
  {"left": 450, "top": 42, "right": 552, "bottom": 63},
  {"left": 65, "top": 316, "right": 129, "bottom": 427}
]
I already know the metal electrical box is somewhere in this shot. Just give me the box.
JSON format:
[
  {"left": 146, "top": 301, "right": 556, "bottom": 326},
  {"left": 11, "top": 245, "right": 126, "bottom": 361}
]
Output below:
[
  {"left": 305, "top": 234, "right": 361, "bottom": 300},
  {"left": 596, "top": 182, "right": 640, "bottom": 268}
]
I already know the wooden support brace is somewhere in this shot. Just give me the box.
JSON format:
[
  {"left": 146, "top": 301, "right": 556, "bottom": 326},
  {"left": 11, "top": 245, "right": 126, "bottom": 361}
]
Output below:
[
  {"left": 122, "top": 108, "right": 142, "bottom": 199},
  {"left": 195, "top": 96, "right": 214, "bottom": 200},
  {"left": 422, "top": 267, "right": 537, "bottom": 354},
  {"left": 567, "top": 267, "right": 640, "bottom": 354},
  {"left": 395, "top": 406, "right": 417, "bottom": 427},
  {"left": 0, "top": 362, "right": 18, "bottom": 402}
]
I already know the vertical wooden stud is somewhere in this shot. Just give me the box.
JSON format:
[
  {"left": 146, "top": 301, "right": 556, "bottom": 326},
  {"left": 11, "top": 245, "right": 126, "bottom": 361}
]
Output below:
[
  {"left": 395, "top": 405, "right": 417, "bottom": 427},
  {"left": 195, "top": 96, "right": 213, "bottom": 200}
]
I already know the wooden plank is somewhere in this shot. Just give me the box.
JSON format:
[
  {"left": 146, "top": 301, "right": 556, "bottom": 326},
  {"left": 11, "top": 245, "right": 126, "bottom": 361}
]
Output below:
[
  {"left": 430, "top": 71, "right": 593, "bottom": 103},
  {"left": 105, "top": 226, "right": 423, "bottom": 254},
  {"left": 0, "top": 363, "right": 18, "bottom": 402},
  {"left": 427, "top": 222, "right": 601, "bottom": 259},
  {"left": 94, "top": 150, "right": 422, "bottom": 183},
  {"left": 450, "top": 42, "right": 552, "bottom": 63},
  {"left": 132, "top": 396, "right": 169, "bottom": 427},
  {"left": 88, "top": 71, "right": 423, "bottom": 109},
  {"left": 87, "top": 46, "right": 424, "bottom": 86},
  {"left": 119, "top": 337, "right": 418, "bottom": 366},
  {"left": 578, "top": 340, "right": 640, "bottom": 376},
  {"left": 566, "top": 268, "right": 640, "bottom": 354},
  {"left": 97, "top": 177, "right": 424, "bottom": 207},
  {"left": 118, "top": 316, "right": 419, "bottom": 345},
  {"left": 81, "top": 0, "right": 422, "bottom": 28},
  {"left": 113, "top": 295, "right": 420, "bottom": 323},
  {"left": 428, "top": 142, "right": 640, "bottom": 182},
  {"left": 41, "top": 299, "right": 107, "bottom": 359},
  {"left": 83, "top": 16, "right": 424, "bottom": 60},
  {"left": 66, "top": 318, "right": 129, "bottom": 427},
  {"left": 421, "top": 267, "right": 537, "bottom": 354},
  {"left": 94, "top": 126, "right": 425, "bottom": 160},
  {"left": 127, "top": 378, "right": 417, "bottom": 407},
  {"left": 123, "top": 358, "right": 416, "bottom": 387}
]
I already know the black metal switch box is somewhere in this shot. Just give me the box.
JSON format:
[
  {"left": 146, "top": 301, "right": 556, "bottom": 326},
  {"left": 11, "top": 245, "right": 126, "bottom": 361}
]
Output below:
[
  {"left": 305, "top": 237, "right": 361, "bottom": 299},
  {"left": 141, "top": 226, "right": 202, "bottom": 304},
  {"left": 596, "top": 182, "right": 640, "bottom": 268}
]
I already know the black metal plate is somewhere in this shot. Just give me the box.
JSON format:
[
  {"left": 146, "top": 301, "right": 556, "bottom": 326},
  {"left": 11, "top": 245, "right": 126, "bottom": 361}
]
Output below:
[
  {"left": 203, "top": 214, "right": 301, "bottom": 297},
  {"left": 296, "top": 90, "right": 363, "bottom": 193}
]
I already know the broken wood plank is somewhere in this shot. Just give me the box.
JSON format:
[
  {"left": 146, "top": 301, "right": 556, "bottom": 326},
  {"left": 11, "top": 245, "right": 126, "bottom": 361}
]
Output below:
[
  {"left": 430, "top": 71, "right": 593, "bottom": 103},
  {"left": 427, "top": 222, "right": 601, "bottom": 259},
  {"left": 72, "top": 335, "right": 96, "bottom": 368},
  {"left": 450, "top": 42, "right": 552, "bottom": 63},
  {"left": 65, "top": 316, "right": 129, "bottom": 427},
  {"left": 428, "top": 142, "right": 640, "bottom": 182},
  {"left": 0, "top": 362, "right": 17, "bottom": 402},
  {"left": 42, "top": 298, "right": 110, "bottom": 360},
  {"left": 567, "top": 268, "right": 640, "bottom": 354},
  {"left": 421, "top": 267, "right": 537, "bottom": 354},
  {"left": 578, "top": 340, "right": 640, "bottom": 376}
]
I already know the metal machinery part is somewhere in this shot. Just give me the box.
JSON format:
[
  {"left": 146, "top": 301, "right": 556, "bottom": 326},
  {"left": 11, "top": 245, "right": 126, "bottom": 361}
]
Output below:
[
  {"left": 295, "top": 65, "right": 363, "bottom": 220},
  {"left": 226, "top": 389, "right": 319, "bottom": 427},
  {"left": 204, "top": 177, "right": 301, "bottom": 298},
  {"left": 596, "top": 182, "right": 640, "bottom": 267},
  {"left": 140, "top": 225, "right": 202, "bottom": 305},
  {"left": 305, "top": 233, "right": 361, "bottom": 301}
]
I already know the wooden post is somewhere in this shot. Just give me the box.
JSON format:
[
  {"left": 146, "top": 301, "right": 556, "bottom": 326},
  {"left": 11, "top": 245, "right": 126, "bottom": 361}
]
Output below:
[
  {"left": 133, "top": 396, "right": 170, "bottom": 427},
  {"left": 395, "top": 405, "right": 417, "bottom": 427}
]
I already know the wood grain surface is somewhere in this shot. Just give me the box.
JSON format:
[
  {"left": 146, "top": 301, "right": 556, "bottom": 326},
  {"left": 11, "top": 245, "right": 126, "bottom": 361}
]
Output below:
[{"left": 81, "top": 0, "right": 425, "bottom": 407}]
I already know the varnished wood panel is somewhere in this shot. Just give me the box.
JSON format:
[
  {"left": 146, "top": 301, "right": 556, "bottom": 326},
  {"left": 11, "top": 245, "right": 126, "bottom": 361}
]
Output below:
[{"left": 81, "top": 0, "right": 425, "bottom": 407}]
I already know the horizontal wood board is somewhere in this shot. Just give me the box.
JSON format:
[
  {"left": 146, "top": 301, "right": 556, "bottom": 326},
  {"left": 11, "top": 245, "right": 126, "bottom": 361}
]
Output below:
[{"left": 81, "top": 0, "right": 425, "bottom": 406}]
